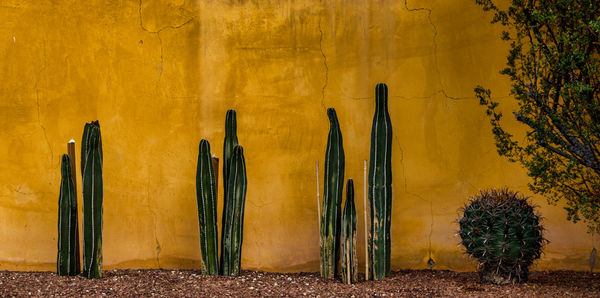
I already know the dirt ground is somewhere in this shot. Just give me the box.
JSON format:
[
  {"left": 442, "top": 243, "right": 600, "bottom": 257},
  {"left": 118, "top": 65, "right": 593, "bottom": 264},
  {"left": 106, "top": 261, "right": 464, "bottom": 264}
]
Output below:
[{"left": 0, "top": 269, "right": 598, "bottom": 297}]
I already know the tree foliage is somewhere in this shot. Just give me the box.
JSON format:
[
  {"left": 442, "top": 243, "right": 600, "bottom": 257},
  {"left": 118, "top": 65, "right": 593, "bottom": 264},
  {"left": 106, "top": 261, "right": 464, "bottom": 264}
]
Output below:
[{"left": 475, "top": 0, "right": 600, "bottom": 232}]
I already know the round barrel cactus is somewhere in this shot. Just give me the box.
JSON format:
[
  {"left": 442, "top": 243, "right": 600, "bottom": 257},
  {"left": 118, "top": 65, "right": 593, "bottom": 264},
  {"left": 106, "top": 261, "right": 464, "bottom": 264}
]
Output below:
[{"left": 458, "top": 189, "right": 546, "bottom": 284}]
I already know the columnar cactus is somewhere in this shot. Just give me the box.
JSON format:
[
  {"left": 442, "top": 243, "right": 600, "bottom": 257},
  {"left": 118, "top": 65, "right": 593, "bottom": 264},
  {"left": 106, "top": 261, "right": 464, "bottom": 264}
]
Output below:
[
  {"left": 57, "top": 154, "right": 80, "bottom": 276},
  {"left": 221, "top": 145, "right": 247, "bottom": 276},
  {"left": 368, "top": 83, "right": 393, "bottom": 280},
  {"left": 340, "top": 179, "right": 358, "bottom": 284},
  {"left": 458, "top": 189, "right": 546, "bottom": 284},
  {"left": 320, "top": 108, "right": 345, "bottom": 278},
  {"left": 81, "top": 122, "right": 103, "bottom": 279},
  {"left": 221, "top": 109, "right": 239, "bottom": 275},
  {"left": 196, "top": 139, "right": 219, "bottom": 275}
]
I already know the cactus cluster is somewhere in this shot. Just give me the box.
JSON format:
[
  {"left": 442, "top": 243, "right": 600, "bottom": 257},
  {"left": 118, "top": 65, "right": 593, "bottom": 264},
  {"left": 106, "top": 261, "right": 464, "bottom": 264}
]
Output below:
[
  {"left": 320, "top": 108, "right": 345, "bottom": 278},
  {"left": 57, "top": 154, "right": 80, "bottom": 276},
  {"left": 81, "top": 121, "right": 104, "bottom": 279},
  {"left": 196, "top": 110, "right": 247, "bottom": 276},
  {"left": 458, "top": 189, "right": 546, "bottom": 284},
  {"left": 368, "top": 83, "right": 393, "bottom": 280},
  {"left": 221, "top": 110, "right": 248, "bottom": 276}
]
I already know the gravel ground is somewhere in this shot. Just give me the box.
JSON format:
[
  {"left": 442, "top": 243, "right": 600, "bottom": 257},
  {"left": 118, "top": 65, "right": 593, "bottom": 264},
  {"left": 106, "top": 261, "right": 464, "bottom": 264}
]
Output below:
[{"left": 0, "top": 269, "right": 598, "bottom": 297}]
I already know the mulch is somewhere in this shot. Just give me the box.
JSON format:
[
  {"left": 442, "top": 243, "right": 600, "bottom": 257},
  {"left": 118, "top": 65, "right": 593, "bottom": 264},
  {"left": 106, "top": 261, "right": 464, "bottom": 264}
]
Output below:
[{"left": 0, "top": 269, "right": 598, "bottom": 297}]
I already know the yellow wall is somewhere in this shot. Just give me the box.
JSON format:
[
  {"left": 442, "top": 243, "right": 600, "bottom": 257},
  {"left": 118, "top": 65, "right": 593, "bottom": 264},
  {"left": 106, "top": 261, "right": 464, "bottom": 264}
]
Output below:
[{"left": 0, "top": 0, "right": 597, "bottom": 272}]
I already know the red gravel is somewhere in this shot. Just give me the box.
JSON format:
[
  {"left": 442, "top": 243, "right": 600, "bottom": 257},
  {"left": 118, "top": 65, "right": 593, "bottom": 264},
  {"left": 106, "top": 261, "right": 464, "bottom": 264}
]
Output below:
[{"left": 0, "top": 269, "right": 598, "bottom": 297}]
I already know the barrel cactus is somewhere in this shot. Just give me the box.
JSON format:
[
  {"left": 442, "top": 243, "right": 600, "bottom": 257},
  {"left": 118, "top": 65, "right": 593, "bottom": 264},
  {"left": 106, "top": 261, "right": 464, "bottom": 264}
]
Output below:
[{"left": 458, "top": 189, "right": 546, "bottom": 284}]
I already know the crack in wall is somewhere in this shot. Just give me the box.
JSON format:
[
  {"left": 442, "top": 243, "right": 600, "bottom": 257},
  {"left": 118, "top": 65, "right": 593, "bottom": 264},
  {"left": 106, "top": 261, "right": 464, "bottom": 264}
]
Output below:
[
  {"left": 405, "top": 190, "right": 435, "bottom": 267},
  {"left": 35, "top": 43, "right": 53, "bottom": 164},
  {"left": 404, "top": 0, "right": 463, "bottom": 101},
  {"left": 138, "top": 0, "right": 195, "bottom": 85},
  {"left": 35, "top": 89, "right": 53, "bottom": 162},
  {"left": 343, "top": 90, "right": 511, "bottom": 102},
  {"left": 146, "top": 173, "right": 161, "bottom": 269},
  {"left": 318, "top": 6, "right": 328, "bottom": 109},
  {"left": 393, "top": 132, "right": 434, "bottom": 267}
]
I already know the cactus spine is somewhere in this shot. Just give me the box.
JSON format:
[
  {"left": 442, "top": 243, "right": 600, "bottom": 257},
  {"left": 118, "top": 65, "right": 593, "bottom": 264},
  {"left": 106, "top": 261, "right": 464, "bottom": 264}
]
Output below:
[
  {"left": 222, "top": 145, "right": 247, "bottom": 275},
  {"left": 196, "top": 139, "right": 219, "bottom": 275},
  {"left": 368, "top": 83, "right": 393, "bottom": 280},
  {"left": 320, "top": 108, "right": 345, "bottom": 278},
  {"left": 341, "top": 179, "right": 357, "bottom": 284},
  {"left": 81, "top": 121, "right": 103, "bottom": 279},
  {"left": 57, "top": 154, "right": 80, "bottom": 276}
]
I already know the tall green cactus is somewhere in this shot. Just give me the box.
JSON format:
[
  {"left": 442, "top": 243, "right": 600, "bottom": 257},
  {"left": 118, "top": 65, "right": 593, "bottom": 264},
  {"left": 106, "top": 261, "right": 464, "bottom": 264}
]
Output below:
[
  {"left": 320, "top": 108, "right": 345, "bottom": 278},
  {"left": 341, "top": 179, "right": 357, "bottom": 284},
  {"left": 196, "top": 139, "right": 219, "bottom": 275},
  {"left": 57, "top": 154, "right": 80, "bottom": 276},
  {"left": 221, "top": 145, "right": 247, "bottom": 276},
  {"left": 368, "top": 83, "right": 393, "bottom": 280},
  {"left": 221, "top": 109, "right": 239, "bottom": 275},
  {"left": 81, "top": 122, "right": 103, "bottom": 279}
]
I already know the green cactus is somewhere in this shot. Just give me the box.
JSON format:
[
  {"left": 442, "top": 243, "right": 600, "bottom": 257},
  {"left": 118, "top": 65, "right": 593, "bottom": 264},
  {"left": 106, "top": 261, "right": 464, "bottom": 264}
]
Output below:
[
  {"left": 57, "top": 154, "right": 80, "bottom": 276},
  {"left": 196, "top": 139, "right": 219, "bottom": 275},
  {"left": 368, "top": 83, "right": 393, "bottom": 280},
  {"left": 81, "top": 122, "right": 103, "bottom": 279},
  {"left": 458, "top": 189, "right": 546, "bottom": 284},
  {"left": 221, "top": 145, "right": 247, "bottom": 276},
  {"left": 320, "top": 108, "right": 345, "bottom": 278},
  {"left": 221, "top": 109, "right": 239, "bottom": 275},
  {"left": 340, "top": 179, "right": 357, "bottom": 284}
]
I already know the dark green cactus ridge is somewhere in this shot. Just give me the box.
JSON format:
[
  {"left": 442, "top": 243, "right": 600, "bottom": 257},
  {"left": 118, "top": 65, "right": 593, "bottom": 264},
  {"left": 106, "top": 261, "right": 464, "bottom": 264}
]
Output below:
[
  {"left": 320, "top": 108, "right": 345, "bottom": 278},
  {"left": 458, "top": 189, "right": 545, "bottom": 284},
  {"left": 221, "top": 109, "right": 240, "bottom": 275},
  {"left": 81, "top": 120, "right": 102, "bottom": 176},
  {"left": 196, "top": 139, "right": 219, "bottom": 275},
  {"left": 368, "top": 83, "right": 393, "bottom": 280},
  {"left": 221, "top": 145, "right": 247, "bottom": 276},
  {"left": 57, "top": 154, "right": 80, "bottom": 276},
  {"left": 81, "top": 122, "right": 103, "bottom": 279},
  {"left": 341, "top": 179, "right": 357, "bottom": 284}
]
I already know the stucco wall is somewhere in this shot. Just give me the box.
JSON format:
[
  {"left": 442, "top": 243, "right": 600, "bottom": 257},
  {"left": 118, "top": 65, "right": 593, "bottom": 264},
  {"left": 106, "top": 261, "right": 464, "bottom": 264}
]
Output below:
[{"left": 0, "top": 0, "right": 597, "bottom": 272}]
